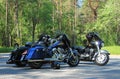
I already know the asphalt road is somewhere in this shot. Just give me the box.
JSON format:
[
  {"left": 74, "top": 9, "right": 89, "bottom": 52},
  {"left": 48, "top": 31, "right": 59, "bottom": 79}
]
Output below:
[{"left": 0, "top": 53, "right": 120, "bottom": 79}]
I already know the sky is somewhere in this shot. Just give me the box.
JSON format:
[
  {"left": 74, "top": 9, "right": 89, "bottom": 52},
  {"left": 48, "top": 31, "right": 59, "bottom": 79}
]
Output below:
[{"left": 77, "top": 0, "right": 84, "bottom": 7}]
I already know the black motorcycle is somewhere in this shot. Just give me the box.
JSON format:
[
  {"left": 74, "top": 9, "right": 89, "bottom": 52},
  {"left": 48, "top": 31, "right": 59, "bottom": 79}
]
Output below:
[{"left": 74, "top": 32, "right": 110, "bottom": 66}]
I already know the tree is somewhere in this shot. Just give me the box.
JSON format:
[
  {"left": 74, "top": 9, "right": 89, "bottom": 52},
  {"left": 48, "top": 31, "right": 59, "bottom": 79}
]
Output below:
[
  {"left": 0, "top": 0, "right": 119, "bottom": 46},
  {"left": 0, "top": 1, "right": 6, "bottom": 46},
  {"left": 88, "top": 0, "right": 99, "bottom": 20},
  {"left": 21, "top": 0, "right": 53, "bottom": 42},
  {"left": 94, "top": 0, "right": 120, "bottom": 45}
]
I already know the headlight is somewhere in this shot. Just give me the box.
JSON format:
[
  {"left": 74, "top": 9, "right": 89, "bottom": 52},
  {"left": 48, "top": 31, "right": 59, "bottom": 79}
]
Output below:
[
  {"left": 101, "top": 43, "right": 104, "bottom": 47},
  {"left": 95, "top": 41, "right": 99, "bottom": 45}
]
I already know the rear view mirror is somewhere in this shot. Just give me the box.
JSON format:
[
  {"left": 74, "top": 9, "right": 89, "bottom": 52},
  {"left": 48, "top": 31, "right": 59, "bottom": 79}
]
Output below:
[
  {"left": 14, "top": 43, "right": 19, "bottom": 48},
  {"left": 83, "top": 39, "right": 87, "bottom": 46}
]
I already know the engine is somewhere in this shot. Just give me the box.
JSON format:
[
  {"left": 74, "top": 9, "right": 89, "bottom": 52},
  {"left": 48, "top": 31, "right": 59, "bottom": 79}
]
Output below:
[{"left": 52, "top": 47, "right": 66, "bottom": 60}]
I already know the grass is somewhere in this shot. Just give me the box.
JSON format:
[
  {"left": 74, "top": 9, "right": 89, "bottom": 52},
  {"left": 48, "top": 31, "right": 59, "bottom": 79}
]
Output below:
[
  {"left": 0, "top": 47, "right": 13, "bottom": 53},
  {"left": 103, "top": 46, "right": 120, "bottom": 55}
]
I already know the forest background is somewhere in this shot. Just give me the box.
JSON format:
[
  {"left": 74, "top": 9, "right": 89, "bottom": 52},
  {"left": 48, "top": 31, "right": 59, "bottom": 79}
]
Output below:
[{"left": 0, "top": 0, "right": 120, "bottom": 54}]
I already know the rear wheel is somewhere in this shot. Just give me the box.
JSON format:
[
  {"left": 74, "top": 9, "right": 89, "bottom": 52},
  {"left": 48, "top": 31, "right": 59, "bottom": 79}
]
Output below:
[
  {"left": 15, "top": 55, "right": 26, "bottom": 67},
  {"left": 15, "top": 61, "right": 26, "bottom": 67},
  {"left": 94, "top": 53, "right": 109, "bottom": 66},
  {"left": 51, "top": 62, "right": 60, "bottom": 69},
  {"left": 28, "top": 62, "right": 43, "bottom": 69}
]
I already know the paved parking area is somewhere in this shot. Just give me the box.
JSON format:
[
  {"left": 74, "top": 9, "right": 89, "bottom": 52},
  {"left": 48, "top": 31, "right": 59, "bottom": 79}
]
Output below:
[{"left": 0, "top": 53, "right": 120, "bottom": 79}]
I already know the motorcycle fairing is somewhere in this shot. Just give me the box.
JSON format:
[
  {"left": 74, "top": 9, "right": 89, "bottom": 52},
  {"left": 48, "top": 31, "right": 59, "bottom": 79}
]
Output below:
[{"left": 48, "top": 41, "right": 62, "bottom": 50}]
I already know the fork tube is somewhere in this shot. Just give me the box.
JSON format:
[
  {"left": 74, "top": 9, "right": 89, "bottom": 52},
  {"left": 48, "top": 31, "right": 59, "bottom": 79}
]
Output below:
[
  {"left": 69, "top": 48, "right": 75, "bottom": 58},
  {"left": 97, "top": 45, "right": 100, "bottom": 55}
]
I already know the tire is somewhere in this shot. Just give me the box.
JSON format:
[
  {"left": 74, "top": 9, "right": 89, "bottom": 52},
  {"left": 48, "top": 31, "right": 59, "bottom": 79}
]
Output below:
[
  {"left": 51, "top": 62, "right": 60, "bottom": 69},
  {"left": 94, "top": 53, "right": 109, "bottom": 66},
  {"left": 28, "top": 62, "right": 43, "bottom": 69},
  {"left": 67, "top": 53, "right": 80, "bottom": 67},
  {"left": 15, "top": 61, "right": 26, "bottom": 67},
  {"left": 14, "top": 55, "right": 26, "bottom": 67}
]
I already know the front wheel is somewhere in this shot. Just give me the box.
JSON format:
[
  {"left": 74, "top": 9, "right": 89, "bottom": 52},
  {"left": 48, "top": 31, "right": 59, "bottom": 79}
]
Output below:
[
  {"left": 28, "top": 62, "right": 43, "bottom": 69},
  {"left": 67, "top": 53, "right": 80, "bottom": 67},
  {"left": 94, "top": 53, "right": 109, "bottom": 66}
]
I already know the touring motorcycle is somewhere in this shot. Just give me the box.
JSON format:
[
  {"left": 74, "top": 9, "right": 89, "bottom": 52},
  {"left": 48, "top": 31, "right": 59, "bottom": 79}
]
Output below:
[
  {"left": 6, "top": 34, "right": 50, "bottom": 67},
  {"left": 24, "top": 34, "right": 80, "bottom": 69},
  {"left": 73, "top": 32, "right": 110, "bottom": 66}
]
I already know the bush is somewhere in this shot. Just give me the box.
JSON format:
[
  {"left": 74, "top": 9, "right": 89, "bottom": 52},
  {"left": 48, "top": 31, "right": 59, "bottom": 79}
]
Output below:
[
  {"left": 102, "top": 46, "right": 120, "bottom": 55},
  {"left": 0, "top": 47, "right": 13, "bottom": 53}
]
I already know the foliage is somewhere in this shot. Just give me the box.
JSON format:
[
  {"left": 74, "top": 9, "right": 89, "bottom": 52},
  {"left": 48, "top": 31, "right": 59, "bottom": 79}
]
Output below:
[
  {"left": 103, "top": 46, "right": 120, "bottom": 55},
  {"left": 77, "top": 0, "right": 120, "bottom": 46},
  {"left": 94, "top": 0, "right": 120, "bottom": 45},
  {"left": 0, "top": 0, "right": 120, "bottom": 47},
  {"left": 0, "top": 47, "right": 13, "bottom": 53}
]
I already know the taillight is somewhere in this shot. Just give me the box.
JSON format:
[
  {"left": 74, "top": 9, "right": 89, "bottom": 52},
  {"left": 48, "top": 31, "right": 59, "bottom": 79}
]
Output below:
[{"left": 22, "top": 50, "right": 27, "bottom": 55}]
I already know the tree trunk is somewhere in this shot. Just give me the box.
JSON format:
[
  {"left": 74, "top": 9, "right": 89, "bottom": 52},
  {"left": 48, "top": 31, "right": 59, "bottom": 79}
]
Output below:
[
  {"left": 59, "top": 0, "right": 62, "bottom": 31},
  {"left": 14, "top": 0, "right": 20, "bottom": 44},
  {"left": 88, "top": 0, "right": 99, "bottom": 20},
  {"left": 71, "top": 0, "right": 77, "bottom": 46},
  {"left": 5, "top": 0, "right": 10, "bottom": 47},
  {"left": 32, "top": 18, "right": 37, "bottom": 43}
]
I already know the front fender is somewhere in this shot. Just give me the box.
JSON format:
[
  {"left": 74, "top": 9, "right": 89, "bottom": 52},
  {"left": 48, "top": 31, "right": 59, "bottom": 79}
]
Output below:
[
  {"left": 72, "top": 49, "right": 79, "bottom": 55},
  {"left": 100, "top": 50, "right": 110, "bottom": 55},
  {"left": 92, "top": 50, "right": 110, "bottom": 60}
]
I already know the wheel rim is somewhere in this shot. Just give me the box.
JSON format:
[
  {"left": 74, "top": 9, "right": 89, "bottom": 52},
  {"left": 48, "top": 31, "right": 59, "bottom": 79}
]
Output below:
[
  {"left": 70, "top": 55, "right": 79, "bottom": 65},
  {"left": 33, "top": 62, "right": 40, "bottom": 66},
  {"left": 96, "top": 54, "right": 107, "bottom": 64},
  {"left": 29, "top": 62, "right": 41, "bottom": 67}
]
